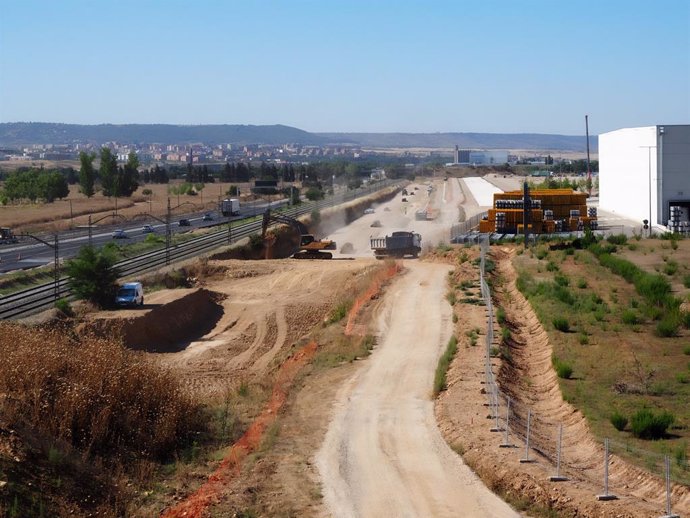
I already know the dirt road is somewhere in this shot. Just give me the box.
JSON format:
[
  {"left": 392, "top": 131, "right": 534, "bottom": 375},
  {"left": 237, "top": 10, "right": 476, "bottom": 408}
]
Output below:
[{"left": 317, "top": 261, "right": 518, "bottom": 518}]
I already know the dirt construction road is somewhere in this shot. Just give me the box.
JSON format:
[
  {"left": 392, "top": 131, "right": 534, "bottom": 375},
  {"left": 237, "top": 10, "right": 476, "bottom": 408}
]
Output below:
[{"left": 317, "top": 261, "right": 518, "bottom": 518}]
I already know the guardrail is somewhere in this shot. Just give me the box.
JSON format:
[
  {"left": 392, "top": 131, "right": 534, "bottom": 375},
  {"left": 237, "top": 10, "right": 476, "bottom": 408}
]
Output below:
[{"left": 0, "top": 180, "right": 402, "bottom": 320}]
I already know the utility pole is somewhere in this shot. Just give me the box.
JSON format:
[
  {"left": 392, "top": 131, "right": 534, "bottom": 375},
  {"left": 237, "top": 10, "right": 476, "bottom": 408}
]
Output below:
[
  {"left": 585, "top": 115, "right": 592, "bottom": 195},
  {"left": 166, "top": 197, "right": 171, "bottom": 265}
]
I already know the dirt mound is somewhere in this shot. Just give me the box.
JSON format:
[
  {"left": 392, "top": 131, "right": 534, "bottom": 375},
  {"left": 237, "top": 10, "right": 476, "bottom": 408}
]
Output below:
[{"left": 83, "top": 288, "right": 225, "bottom": 352}]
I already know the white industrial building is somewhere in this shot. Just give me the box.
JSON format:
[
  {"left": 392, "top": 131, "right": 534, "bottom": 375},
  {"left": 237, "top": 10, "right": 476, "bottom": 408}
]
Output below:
[
  {"left": 599, "top": 125, "right": 690, "bottom": 231},
  {"left": 458, "top": 149, "right": 509, "bottom": 165}
]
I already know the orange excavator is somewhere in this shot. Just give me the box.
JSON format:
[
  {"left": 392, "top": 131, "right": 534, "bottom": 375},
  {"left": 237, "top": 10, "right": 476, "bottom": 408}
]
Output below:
[{"left": 261, "top": 209, "right": 336, "bottom": 259}]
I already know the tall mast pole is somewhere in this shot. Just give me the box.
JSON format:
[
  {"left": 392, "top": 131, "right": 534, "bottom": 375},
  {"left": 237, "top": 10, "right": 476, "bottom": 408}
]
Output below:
[{"left": 585, "top": 115, "right": 592, "bottom": 194}]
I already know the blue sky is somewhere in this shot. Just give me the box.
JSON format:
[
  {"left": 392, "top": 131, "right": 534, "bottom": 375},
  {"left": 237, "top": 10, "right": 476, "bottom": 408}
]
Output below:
[{"left": 1, "top": 0, "right": 688, "bottom": 135}]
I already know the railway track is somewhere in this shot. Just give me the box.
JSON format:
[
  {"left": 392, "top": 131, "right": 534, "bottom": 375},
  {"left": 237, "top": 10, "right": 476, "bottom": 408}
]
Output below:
[{"left": 0, "top": 181, "right": 401, "bottom": 320}]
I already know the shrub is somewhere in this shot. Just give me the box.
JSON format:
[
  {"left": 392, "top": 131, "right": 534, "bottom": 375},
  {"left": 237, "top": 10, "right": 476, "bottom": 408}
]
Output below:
[
  {"left": 433, "top": 336, "right": 458, "bottom": 396},
  {"left": 578, "top": 333, "right": 589, "bottom": 345},
  {"left": 553, "top": 317, "right": 570, "bottom": 332},
  {"left": 554, "top": 273, "right": 569, "bottom": 287},
  {"left": 577, "top": 278, "right": 588, "bottom": 289},
  {"left": 546, "top": 261, "right": 558, "bottom": 272},
  {"left": 684, "top": 345, "right": 690, "bottom": 356},
  {"left": 54, "top": 298, "right": 74, "bottom": 317},
  {"left": 536, "top": 248, "right": 548, "bottom": 260},
  {"left": 446, "top": 290, "right": 457, "bottom": 306},
  {"left": 501, "top": 327, "right": 511, "bottom": 343},
  {"left": 630, "top": 408, "right": 675, "bottom": 440},
  {"left": 553, "top": 357, "right": 573, "bottom": 379},
  {"left": 496, "top": 307, "right": 506, "bottom": 325},
  {"left": 621, "top": 309, "right": 640, "bottom": 325},
  {"left": 683, "top": 275, "right": 690, "bottom": 289},
  {"left": 327, "top": 299, "right": 353, "bottom": 324},
  {"left": 663, "top": 261, "right": 678, "bottom": 276},
  {"left": 610, "top": 412, "right": 628, "bottom": 431},
  {"left": 607, "top": 234, "right": 628, "bottom": 245},
  {"left": 66, "top": 246, "right": 120, "bottom": 308},
  {"left": 655, "top": 316, "right": 680, "bottom": 337}
]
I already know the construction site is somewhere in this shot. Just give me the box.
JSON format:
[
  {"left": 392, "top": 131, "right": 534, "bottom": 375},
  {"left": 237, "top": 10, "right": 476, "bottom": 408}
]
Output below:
[{"left": 1, "top": 176, "right": 689, "bottom": 518}]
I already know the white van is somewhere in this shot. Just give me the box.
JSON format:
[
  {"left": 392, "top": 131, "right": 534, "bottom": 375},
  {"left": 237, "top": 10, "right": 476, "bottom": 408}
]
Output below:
[{"left": 116, "top": 282, "right": 144, "bottom": 307}]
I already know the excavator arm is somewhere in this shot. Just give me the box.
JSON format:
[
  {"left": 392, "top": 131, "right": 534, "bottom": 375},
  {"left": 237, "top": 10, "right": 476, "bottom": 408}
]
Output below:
[{"left": 261, "top": 209, "right": 335, "bottom": 259}]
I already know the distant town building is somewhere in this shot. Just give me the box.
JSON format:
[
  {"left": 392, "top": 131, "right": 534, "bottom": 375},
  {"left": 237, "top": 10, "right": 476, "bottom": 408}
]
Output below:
[
  {"left": 599, "top": 124, "right": 690, "bottom": 230},
  {"left": 458, "top": 150, "right": 508, "bottom": 165}
]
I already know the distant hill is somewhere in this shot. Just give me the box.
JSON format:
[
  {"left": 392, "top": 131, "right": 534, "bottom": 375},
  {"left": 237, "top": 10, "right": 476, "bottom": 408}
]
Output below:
[
  {"left": 0, "top": 123, "right": 324, "bottom": 146},
  {"left": 317, "top": 132, "right": 595, "bottom": 152},
  {"left": 0, "top": 123, "right": 595, "bottom": 152}
]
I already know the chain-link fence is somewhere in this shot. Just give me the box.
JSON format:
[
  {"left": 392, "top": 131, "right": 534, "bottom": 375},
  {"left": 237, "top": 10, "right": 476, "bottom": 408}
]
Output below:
[{"left": 477, "top": 236, "right": 688, "bottom": 515}]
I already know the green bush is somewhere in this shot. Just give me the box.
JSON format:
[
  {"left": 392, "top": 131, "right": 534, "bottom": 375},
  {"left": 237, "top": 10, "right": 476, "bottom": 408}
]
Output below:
[
  {"left": 496, "top": 307, "right": 506, "bottom": 325},
  {"left": 606, "top": 234, "right": 628, "bottom": 245},
  {"left": 54, "top": 298, "right": 74, "bottom": 317},
  {"left": 433, "top": 336, "right": 458, "bottom": 396},
  {"left": 501, "top": 327, "right": 511, "bottom": 343},
  {"left": 553, "top": 317, "right": 570, "bottom": 332},
  {"left": 683, "top": 345, "right": 690, "bottom": 356},
  {"left": 546, "top": 261, "right": 558, "bottom": 272},
  {"left": 610, "top": 411, "right": 628, "bottom": 431},
  {"left": 553, "top": 357, "right": 573, "bottom": 379},
  {"left": 655, "top": 316, "right": 680, "bottom": 337},
  {"left": 663, "top": 261, "right": 678, "bottom": 276},
  {"left": 554, "top": 273, "right": 569, "bottom": 287},
  {"left": 630, "top": 408, "right": 675, "bottom": 440},
  {"left": 65, "top": 246, "right": 119, "bottom": 308},
  {"left": 683, "top": 275, "right": 690, "bottom": 289},
  {"left": 621, "top": 309, "right": 640, "bottom": 325},
  {"left": 577, "top": 278, "right": 588, "bottom": 289}
]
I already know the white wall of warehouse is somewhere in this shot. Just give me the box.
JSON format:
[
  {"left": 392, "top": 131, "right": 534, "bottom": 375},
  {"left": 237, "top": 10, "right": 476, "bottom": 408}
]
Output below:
[{"left": 599, "top": 126, "right": 659, "bottom": 227}]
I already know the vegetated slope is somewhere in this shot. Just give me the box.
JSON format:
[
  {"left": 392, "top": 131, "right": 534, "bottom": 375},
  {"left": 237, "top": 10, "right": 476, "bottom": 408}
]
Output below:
[
  {"left": 0, "top": 122, "right": 325, "bottom": 146},
  {"left": 435, "top": 244, "right": 688, "bottom": 517},
  {"left": 317, "top": 131, "right": 595, "bottom": 152}
]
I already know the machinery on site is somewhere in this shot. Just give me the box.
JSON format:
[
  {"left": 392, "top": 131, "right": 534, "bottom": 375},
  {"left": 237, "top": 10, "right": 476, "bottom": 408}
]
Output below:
[
  {"left": 261, "top": 209, "right": 336, "bottom": 259},
  {"left": 370, "top": 231, "right": 422, "bottom": 259},
  {"left": 0, "top": 228, "right": 18, "bottom": 245}
]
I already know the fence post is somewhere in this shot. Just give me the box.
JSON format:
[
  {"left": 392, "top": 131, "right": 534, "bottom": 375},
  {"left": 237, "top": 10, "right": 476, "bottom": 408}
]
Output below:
[
  {"left": 596, "top": 438, "right": 617, "bottom": 500},
  {"left": 520, "top": 409, "right": 534, "bottom": 463},
  {"left": 500, "top": 398, "right": 513, "bottom": 448},
  {"left": 660, "top": 455, "right": 680, "bottom": 518},
  {"left": 549, "top": 423, "right": 568, "bottom": 481}
]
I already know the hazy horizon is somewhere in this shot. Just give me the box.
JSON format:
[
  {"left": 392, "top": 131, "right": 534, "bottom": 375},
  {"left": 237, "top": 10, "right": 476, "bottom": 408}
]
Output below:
[{"left": 1, "top": 1, "right": 688, "bottom": 136}]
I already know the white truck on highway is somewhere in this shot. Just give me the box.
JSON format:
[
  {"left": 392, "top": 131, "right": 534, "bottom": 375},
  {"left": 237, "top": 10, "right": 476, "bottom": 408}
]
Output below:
[{"left": 220, "top": 198, "right": 241, "bottom": 217}]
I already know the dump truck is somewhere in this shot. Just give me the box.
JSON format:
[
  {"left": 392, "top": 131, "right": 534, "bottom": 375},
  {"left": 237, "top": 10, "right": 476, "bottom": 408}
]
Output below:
[
  {"left": 0, "top": 228, "right": 18, "bottom": 245},
  {"left": 370, "top": 231, "right": 422, "bottom": 259},
  {"left": 220, "top": 198, "right": 241, "bottom": 217}
]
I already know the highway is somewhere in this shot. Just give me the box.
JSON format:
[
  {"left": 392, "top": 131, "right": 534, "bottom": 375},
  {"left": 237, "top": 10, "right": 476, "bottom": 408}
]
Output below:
[{"left": 0, "top": 199, "right": 287, "bottom": 274}]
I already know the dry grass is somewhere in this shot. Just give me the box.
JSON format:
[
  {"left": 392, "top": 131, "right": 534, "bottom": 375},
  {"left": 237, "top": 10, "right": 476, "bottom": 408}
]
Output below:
[
  {"left": 0, "top": 181, "right": 259, "bottom": 233},
  {"left": 0, "top": 323, "right": 203, "bottom": 462}
]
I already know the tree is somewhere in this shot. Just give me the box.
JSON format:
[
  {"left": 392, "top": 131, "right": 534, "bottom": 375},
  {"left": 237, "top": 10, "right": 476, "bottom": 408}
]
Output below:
[
  {"left": 79, "top": 151, "right": 96, "bottom": 197},
  {"left": 99, "top": 148, "right": 118, "bottom": 197},
  {"left": 66, "top": 246, "right": 119, "bottom": 307},
  {"left": 118, "top": 151, "right": 140, "bottom": 197},
  {"left": 39, "top": 171, "right": 69, "bottom": 202}
]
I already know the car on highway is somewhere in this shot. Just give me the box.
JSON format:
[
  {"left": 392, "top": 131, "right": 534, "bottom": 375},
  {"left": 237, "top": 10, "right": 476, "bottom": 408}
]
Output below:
[
  {"left": 178, "top": 219, "right": 191, "bottom": 227},
  {"left": 142, "top": 224, "right": 155, "bottom": 234},
  {"left": 112, "top": 229, "right": 128, "bottom": 239},
  {"left": 364, "top": 208, "right": 375, "bottom": 214},
  {"left": 202, "top": 213, "right": 213, "bottom": 221}
]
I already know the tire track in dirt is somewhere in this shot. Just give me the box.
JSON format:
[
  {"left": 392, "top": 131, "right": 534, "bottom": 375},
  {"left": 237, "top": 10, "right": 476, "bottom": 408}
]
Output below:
[{"left": 494, "top": 247, "right": 690, "bottom": 513}]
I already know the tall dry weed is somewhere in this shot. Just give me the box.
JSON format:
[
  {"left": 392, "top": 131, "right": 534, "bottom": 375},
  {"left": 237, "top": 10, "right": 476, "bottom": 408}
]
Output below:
[{"left": 0, "top": 323, "right": 204, "bottom": 464}]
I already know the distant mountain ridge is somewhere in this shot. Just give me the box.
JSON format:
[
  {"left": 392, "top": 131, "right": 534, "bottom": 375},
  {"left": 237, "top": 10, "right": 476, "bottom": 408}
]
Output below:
[
  {"left": 0, "top": 122, "right": 595, "bottom": 152},
  {"left": 0, "top": 123, "right": 322, "bottom": 147},
  {"left": 316, "top": 132, "right": 593, "bottom": 152}
]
